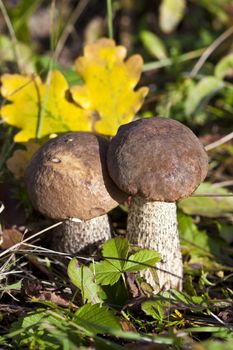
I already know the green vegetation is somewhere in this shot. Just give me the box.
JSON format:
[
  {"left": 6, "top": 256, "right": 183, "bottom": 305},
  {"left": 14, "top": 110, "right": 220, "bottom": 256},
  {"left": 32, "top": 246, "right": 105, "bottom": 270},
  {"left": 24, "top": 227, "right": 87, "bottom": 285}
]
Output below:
[{"left": 0, "top": 1, "right": 233, "bottom": 349}]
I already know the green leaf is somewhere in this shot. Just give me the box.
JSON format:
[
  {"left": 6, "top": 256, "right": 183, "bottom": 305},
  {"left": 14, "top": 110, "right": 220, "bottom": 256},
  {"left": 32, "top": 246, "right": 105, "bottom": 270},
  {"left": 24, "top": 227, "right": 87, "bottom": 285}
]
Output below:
[
  {"left": 94, "top": 238, "right": 161, "bottom": 285},
  {"left": 8, "top": 0, "right": 42, "bottom": 43},
  {"left": 141, "top": 301, "right": 165, "bottom": 322},
  {"left": 68, "top": 258, "right": 104, "bottom": 304},
  {"left": 102, "top": 237, "right": 129, "bottom": 270},
  {"left": 185, "top": 77, "right": 224, "bottom": 116},
  {"left": 16, "top": 310, "right": 54, "bottom": 328},
  {"left": 179, "top": 211, "right": 231, "bottom": 266},
  {"left": 6, "top": 309, "right": 65, "bottom": 349},
  {"left": 74, "top": 304, "right": 121, "bottom": 335},
  {"left": 140, "top": 31, "right": 167, "bottom": 60},
  {"left": 215, "top": 53, "right": 233, "bottom": 79},
  {"left": 0, "top": 35, "right": 35, "bottom": 74},
  {"left": 219, "top": 223, "right": 233, "bottom": 244},
  {"left": 0, "top": 280, "right": 22, "bottom": 291},
  {"left": 202, "top": 339, "right": 233, "bottom": 350},
  {"left": 178, "top": 182, "right": 233, "bottom": 217},
  {"left": 159, "top": 0, "right": 186, "bottom": 33},
  {"left": 94, "top": 260, "right": 122, "bottom": 285},
  {"left": 124, "top": 249, "right": 161, "bottom": 272},
  {"left": 178, "top": 212, "right": 211, "bottom": 257}
]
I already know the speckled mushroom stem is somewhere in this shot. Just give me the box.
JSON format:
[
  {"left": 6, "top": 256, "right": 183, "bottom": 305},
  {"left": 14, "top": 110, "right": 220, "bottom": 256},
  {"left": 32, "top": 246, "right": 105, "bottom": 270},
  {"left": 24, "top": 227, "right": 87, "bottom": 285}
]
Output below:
[
  {"left": 51, "top": 214, "right": 112, "bottom": 254},
  {"left": 127, "top": 197, "right": 183, "bottom": 292}
]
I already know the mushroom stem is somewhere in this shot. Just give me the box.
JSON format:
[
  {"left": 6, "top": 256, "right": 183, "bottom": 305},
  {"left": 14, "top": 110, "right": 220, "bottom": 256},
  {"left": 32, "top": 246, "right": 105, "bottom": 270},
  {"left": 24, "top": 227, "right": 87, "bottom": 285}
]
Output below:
[
  {"left": 127, "top": 197, "right": 183, "bottom": 292},
  {"left": 51, "top": 214, "right": 112, "bottom": 254}
]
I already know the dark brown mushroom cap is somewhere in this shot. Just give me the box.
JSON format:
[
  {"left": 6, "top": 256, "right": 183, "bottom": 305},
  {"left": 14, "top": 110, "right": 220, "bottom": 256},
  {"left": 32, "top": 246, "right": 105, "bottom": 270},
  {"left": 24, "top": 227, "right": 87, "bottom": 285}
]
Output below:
[
  {"left": 107, "top": 117, "right": 209, "bottom": 202},
  {"left": 25, "top": 132, "right": 127, "bottom": 220}
]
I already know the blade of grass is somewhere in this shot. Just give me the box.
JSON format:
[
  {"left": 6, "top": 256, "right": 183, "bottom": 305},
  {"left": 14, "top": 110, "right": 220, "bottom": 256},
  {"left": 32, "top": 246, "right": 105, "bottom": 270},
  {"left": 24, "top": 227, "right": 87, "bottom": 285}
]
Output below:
[
  {"left": 107, "top": 0, "right": 114, "bottom": 39},
  {"left": 48, "top": 309, "right": 175, "bottom": 345},
  {"left": 35, "top": 0, "right": 57, "bottom": 139},
  {"left": 0, "top": 0, "right": 22, "bottom": 72}
]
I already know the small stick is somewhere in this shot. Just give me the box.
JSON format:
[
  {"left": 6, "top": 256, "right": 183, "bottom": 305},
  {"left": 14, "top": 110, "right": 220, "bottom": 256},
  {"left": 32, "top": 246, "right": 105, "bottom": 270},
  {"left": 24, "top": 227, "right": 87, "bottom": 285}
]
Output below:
[
  {"left": 0, "top": 221, "right": 63, "bottom": 259},
  {"left": 205, "top": 131, "right": 233, "bottom": 151},
  {"left": 190, "top": 26, "right": 233, "bottom": 77},
  {"left": 191, "top": 193, "right": 233, "bottom": 197}
]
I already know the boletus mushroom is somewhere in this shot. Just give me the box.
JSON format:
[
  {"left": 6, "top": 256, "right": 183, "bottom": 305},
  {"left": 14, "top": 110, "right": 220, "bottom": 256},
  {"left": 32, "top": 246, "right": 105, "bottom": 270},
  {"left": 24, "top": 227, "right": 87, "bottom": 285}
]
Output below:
[
  {"left": 25, "top": 132, "right": 126, "bottom": 254},
  {"left": 107, "top": 117, "right": 208, "bottom": 291}
]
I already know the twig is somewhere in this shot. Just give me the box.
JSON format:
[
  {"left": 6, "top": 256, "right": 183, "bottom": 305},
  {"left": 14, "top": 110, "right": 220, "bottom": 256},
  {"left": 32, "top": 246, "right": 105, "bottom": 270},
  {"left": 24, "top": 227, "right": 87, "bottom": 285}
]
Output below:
[
  {"left": 190, "top": 26, "right": 233, "bottom": 77},
  {"left": 191, "top": 193, "right": 233, "bottom": 197},
  {"left": 0, "top": 0, "right": 22, "bottom": 72},
  {"left": 205, "top": 131, "right": 233, "bottom": 151},
  {"left": 0, "top": 221, "right": 63, "bottom": 259},
  {"left": 209, "top": 311, "right": 233, "bottom": 330},
  {"left": 143, "top": 48, "right": 205, "bottom": 72},
  {"left": 0, "top": 270, "right": 24, "bottom": 276},
  {"left": 19, "top": 244, "right": 93, "bottom": 262},
  {"left": 212, "top": 181, "right": 233, "bottom": 188}
]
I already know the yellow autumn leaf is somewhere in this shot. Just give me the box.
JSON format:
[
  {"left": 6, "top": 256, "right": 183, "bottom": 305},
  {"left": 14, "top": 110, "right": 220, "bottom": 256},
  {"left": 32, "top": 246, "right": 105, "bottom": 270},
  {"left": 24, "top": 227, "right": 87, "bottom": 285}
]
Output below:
[
  {"left": 71, "top": 38, "right": 149, "bottom": 136},
  {"left": 6, "top": 142, "right": 40, "bottom": 179},
  {"left": 0, "top": 70, "right": 92, "bottom": 142}
]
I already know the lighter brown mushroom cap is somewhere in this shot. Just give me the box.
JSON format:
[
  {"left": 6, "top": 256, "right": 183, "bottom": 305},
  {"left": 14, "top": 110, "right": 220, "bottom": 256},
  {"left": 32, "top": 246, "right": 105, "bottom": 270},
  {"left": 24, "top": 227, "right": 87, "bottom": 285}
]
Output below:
[
  {"left": 25, "top": 132, "right": 127, "bottom": 220},
  {"left": 107, "top": 117, "right": 209, "bottom": 202}
]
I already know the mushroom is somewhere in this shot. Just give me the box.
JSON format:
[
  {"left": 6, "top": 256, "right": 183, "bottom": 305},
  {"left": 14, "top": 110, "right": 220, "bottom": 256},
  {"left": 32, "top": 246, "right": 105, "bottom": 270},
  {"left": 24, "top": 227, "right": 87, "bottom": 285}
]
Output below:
[
  {"left": 107, "top": 117, "right": 208, "bottom": 291},
  {"left": 25, "top": 132, "right": 126, "bottom": 254}
]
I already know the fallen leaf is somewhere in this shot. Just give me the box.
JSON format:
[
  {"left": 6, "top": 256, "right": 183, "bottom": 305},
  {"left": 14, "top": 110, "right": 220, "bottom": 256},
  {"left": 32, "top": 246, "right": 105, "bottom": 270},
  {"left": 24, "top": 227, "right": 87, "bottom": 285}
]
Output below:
[
  {"left": 218, "top": 309, "right": 233, "bottom": 323},
  {"left": 178, "top": 182, "right": 233, "bottom": 217},
  {"left": 1, "top": 228, "right": 23, "bottom": 249},
  {"left": 120, "top": 319, "right": 137, "bottom": 332},
  {"left": 22, "top": 278, "right": 42, "bottom": 297},
  {"left": 126, "top": 272, "right": 143, "bottom": 298},
  {"left": 71, "top": 38, "right": 148, "bottom": 136},
  {"left": 6, "top": 142, "right": 40, "bottom": 179},
  {"left": 35, "top": 291, "right": 77, "bottom": 309},
  {"left": 0, "top": 70, "right": 92, "bottom": 142}
]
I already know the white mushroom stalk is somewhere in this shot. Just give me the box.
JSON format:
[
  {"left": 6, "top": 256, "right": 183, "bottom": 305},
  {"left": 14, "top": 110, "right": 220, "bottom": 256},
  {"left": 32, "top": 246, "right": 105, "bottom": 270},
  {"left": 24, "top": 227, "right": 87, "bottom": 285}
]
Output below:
[
  {"left": 127, "top": 198, "right": 182, "bottom": 291},
  {"left": 52, "top": 215, "right": 112, "bottom": 254}
]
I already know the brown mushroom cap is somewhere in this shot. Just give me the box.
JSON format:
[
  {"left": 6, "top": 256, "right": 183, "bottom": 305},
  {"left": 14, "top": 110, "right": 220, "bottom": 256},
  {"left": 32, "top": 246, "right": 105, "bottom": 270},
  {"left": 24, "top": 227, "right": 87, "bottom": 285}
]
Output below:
[
  {"left": 25, "top": 132, "right": 127, "bottom": 220},
  {"left": 107, "top": 117, "right": 209, "bottom": 202}
]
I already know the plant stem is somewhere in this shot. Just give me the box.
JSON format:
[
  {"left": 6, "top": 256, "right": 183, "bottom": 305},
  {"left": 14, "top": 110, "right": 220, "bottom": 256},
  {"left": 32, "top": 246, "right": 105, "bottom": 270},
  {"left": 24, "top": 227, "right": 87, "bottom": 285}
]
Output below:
[
  {"left": 36, "top": 0, "right": 56, "bottom": 139},
  {"left": 190, "top": 26, "right": 233, "bottom": 77},
  {"left": 0, "top": 0, "right": 22, "bottom": 72},
  {"left": 107, "top": 0, "right": 114, "bottom": 39},
  {"left": 35, "top": 71, "right": 51, "bottom": 139},
  {"left": 143, "top": 48, "right": 205, "bottom": 72}
]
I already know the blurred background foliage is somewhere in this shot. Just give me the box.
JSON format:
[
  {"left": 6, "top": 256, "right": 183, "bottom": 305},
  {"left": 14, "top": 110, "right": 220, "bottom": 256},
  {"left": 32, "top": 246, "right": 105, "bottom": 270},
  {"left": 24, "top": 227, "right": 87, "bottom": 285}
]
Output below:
[{"left": 0, "top": 0, "right": 233, "bottom": 133}]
